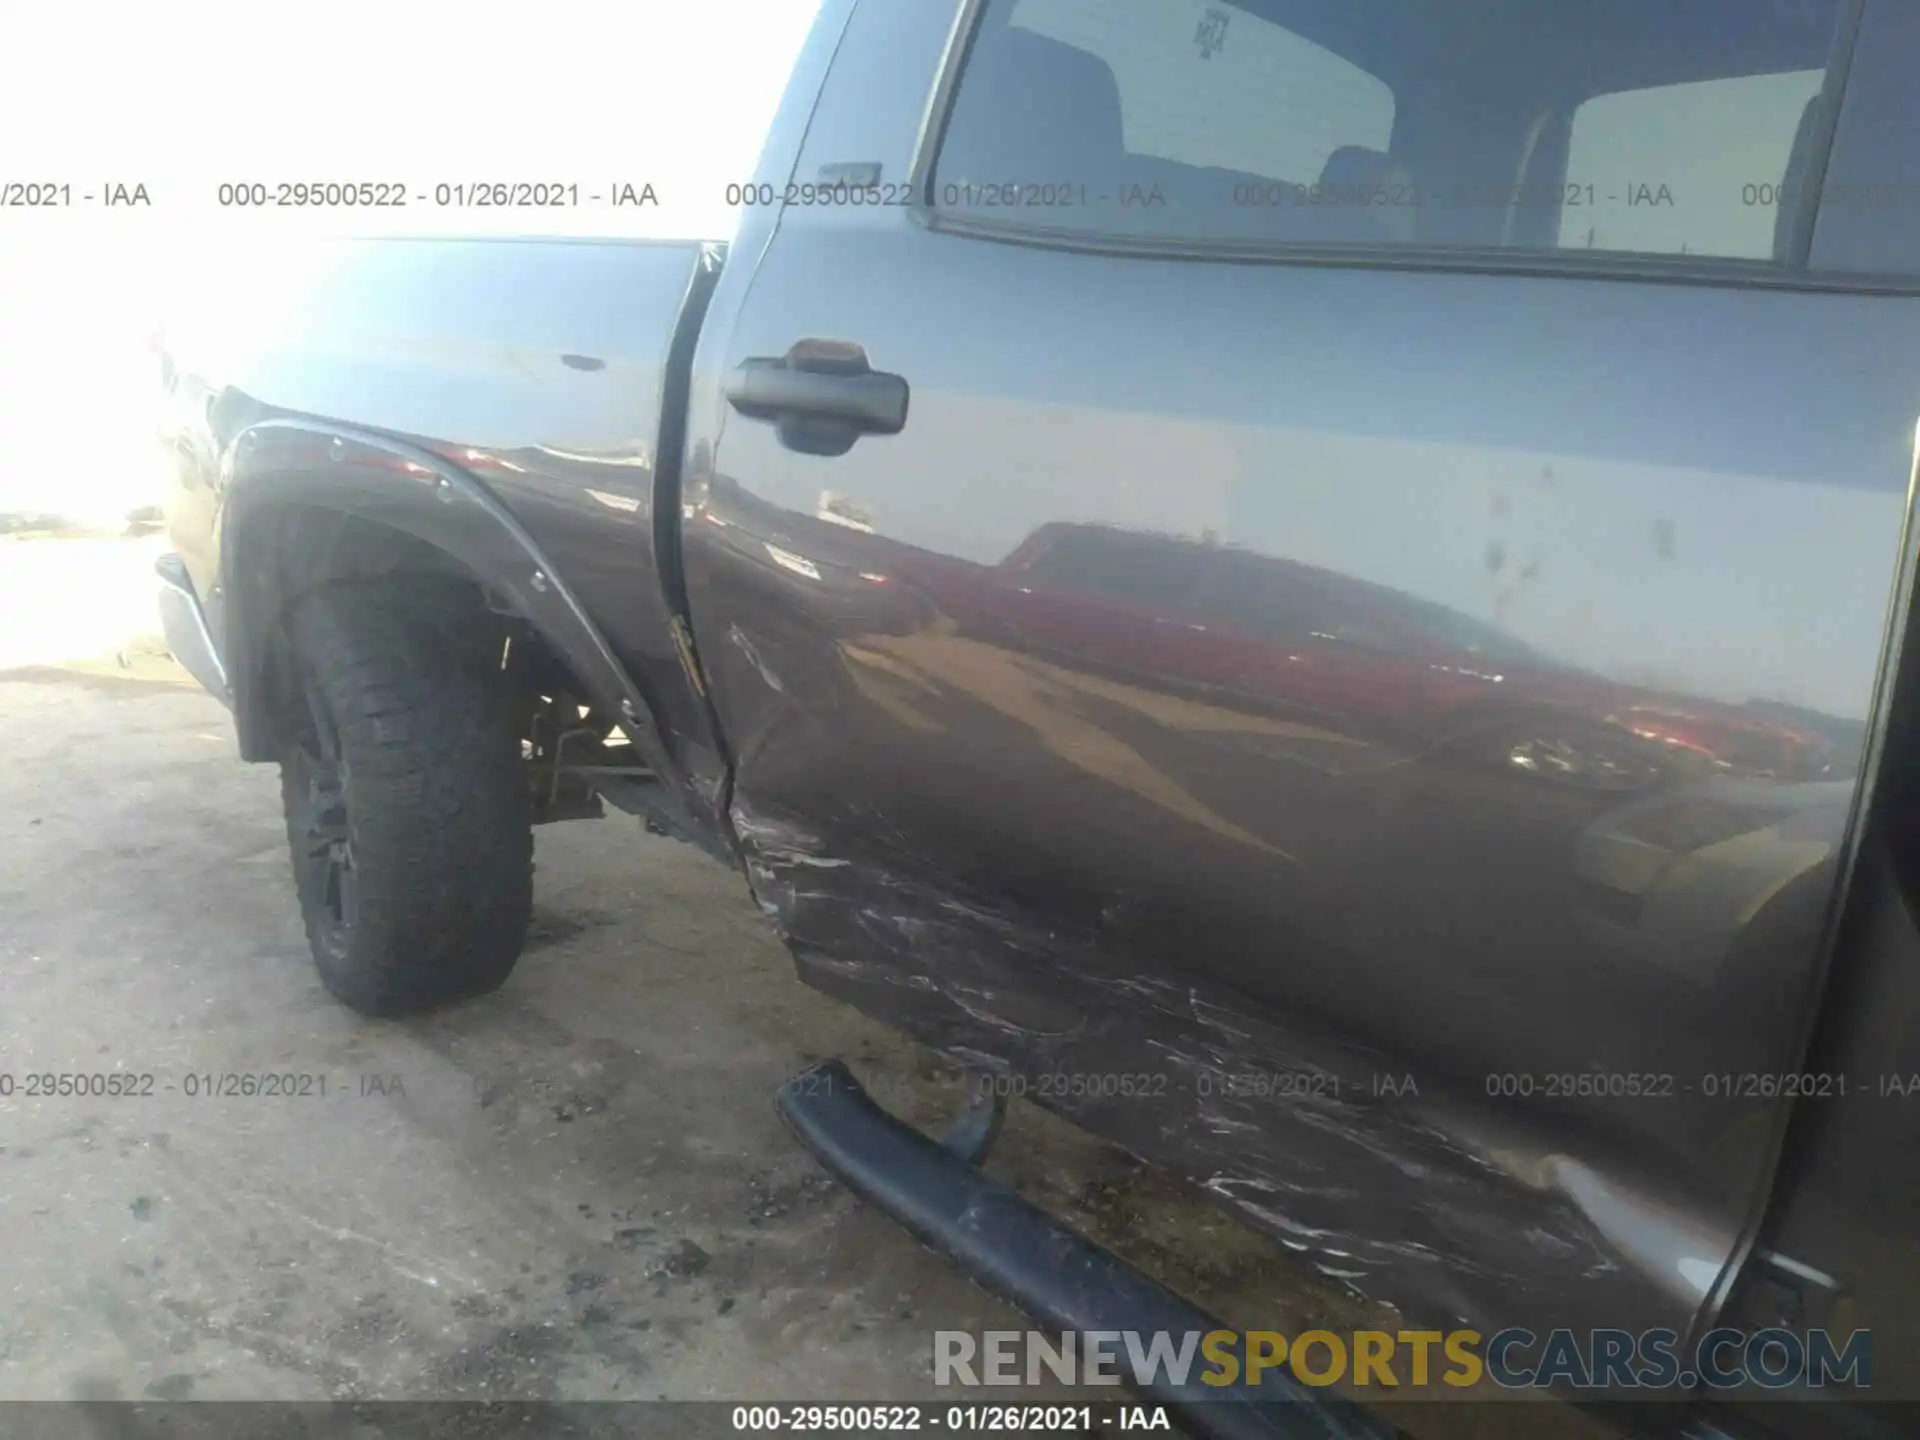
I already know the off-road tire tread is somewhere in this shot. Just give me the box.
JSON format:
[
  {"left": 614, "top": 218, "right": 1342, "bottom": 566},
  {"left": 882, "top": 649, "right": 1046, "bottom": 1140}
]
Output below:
[{"left": 278, "top": 578, "right": 532, "bottom": 1015}]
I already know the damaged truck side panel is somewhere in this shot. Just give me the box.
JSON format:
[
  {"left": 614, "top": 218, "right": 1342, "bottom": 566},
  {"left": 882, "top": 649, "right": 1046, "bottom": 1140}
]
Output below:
[
  {"left": 154, "top": 0, "right": 1920, "bottom": 1422},
  {"left": 680, "top": 0, "right": 1920, "bottom": 1379}
]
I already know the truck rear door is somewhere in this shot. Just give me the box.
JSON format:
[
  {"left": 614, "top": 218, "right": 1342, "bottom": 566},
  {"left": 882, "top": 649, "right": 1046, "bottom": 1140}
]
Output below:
[{"left": 681, "top": 0, "right": 1920, "bottom": 1355}]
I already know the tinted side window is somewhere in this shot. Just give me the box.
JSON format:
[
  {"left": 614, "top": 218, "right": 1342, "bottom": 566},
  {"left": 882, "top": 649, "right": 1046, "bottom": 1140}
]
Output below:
[
  {"left": 1005, "top": 0, "right": 1394, "bottom": 186},
  {"left": 933, "top": 0, "right": 1847, "bottom": 266}
]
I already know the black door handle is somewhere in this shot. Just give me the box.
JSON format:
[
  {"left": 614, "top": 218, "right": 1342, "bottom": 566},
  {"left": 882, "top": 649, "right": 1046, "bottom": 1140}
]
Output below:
[{"left": 725, "top": 342, "right": 908, "bottom": 456}]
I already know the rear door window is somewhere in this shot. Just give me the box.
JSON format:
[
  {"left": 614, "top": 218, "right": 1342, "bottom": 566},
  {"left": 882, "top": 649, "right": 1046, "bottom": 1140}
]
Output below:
[
  {"left": 933, "top": 0, "right": 1850, "bottom": 269},
  {"left": 1004, "top": 0, "right": 1394, "bottom": 186}
]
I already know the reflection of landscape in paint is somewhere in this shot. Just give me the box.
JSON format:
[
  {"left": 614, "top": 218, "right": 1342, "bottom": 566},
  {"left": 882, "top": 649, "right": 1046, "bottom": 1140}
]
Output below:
[
  {"left": 985, "top": 521, "right": 1861, "bottom": 783},
  {"left": 1223, "top": 433, "right": 1901, "bottom": 723},
  {"left": 815, "top": 378, "right": 1903, "bottom": 730}
]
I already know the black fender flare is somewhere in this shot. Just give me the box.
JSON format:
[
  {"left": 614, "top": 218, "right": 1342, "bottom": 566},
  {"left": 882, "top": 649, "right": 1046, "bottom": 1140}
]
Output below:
[{"left": 216, "top": 417, "right": 693, "bottom": 829}]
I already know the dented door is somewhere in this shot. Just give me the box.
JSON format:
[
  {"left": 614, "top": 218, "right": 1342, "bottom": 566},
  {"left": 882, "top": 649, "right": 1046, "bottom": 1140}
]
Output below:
[{"left": 679, "top": 0, "right": 1920, "bottom": 1354}]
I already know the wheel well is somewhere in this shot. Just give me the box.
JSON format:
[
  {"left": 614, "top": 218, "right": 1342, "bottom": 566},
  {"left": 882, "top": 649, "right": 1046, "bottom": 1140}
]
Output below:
[
  {"left": 234, "top": 505, "right": 587, "bottom": 756},
  {"left": 231, "top": 501, "right": 683, "bottom": 835},
  {"left": 246, "top": 505, "right": 466, "bottom": 597}
]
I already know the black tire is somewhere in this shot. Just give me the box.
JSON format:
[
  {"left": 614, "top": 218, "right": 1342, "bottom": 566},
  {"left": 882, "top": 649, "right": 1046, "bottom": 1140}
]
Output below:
[{"left": 276, "top": 579, "right": 532, "bottom": 1015}]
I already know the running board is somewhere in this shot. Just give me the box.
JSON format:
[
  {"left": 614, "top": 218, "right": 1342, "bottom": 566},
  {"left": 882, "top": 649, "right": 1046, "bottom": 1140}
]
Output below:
[{"left": 774, "top": 1060, "right": 1397, "bottom": 1440}]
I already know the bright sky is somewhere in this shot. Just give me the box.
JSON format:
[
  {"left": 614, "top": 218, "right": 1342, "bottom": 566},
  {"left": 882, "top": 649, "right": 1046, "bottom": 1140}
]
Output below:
[{"left": 0, "top": 0, "right": 824, "bottom": 513}]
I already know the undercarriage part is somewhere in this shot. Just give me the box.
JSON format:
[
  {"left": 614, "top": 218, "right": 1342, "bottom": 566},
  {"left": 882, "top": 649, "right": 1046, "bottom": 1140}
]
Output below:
[
  {"left": 523, "top": 691, "right": 657, "bottom": 826},
  {"left": 774, "top": 1059, "right": 1396, "bottom": 1440}
]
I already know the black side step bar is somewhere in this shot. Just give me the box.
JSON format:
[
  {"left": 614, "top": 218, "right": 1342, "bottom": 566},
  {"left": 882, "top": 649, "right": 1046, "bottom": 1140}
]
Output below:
[{"left": 775, "top": 1060, "right": 1398, "bottom": 1440}]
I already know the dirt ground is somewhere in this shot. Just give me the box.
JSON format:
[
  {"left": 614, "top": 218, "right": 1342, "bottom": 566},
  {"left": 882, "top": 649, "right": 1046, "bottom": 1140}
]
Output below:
[{"left": 0, "top": 535, "right": 1603, "bottom": 1439}]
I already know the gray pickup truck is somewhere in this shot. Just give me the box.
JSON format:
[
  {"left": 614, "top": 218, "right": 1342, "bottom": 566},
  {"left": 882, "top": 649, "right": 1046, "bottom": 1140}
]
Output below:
[{"left": 155, "top": 2, "right": 1920, "bottom": 1435}]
